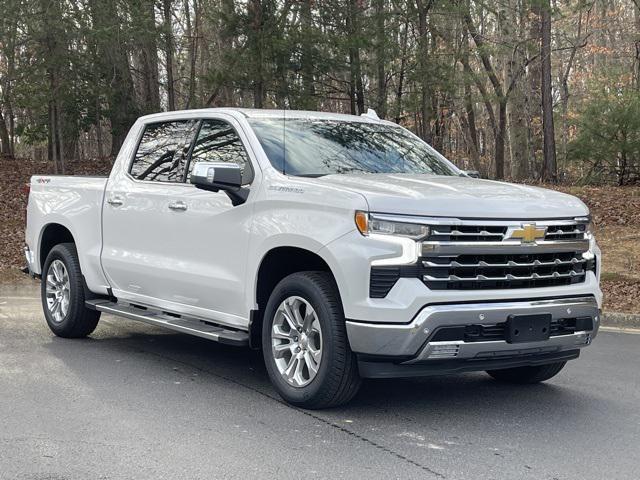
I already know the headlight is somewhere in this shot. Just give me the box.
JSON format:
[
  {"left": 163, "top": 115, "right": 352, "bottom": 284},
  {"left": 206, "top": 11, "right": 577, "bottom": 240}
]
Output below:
[
  {"left": 577, "top": 215, "right": 596, "bottom": 238},
  {"left": 355, "top": 211, "right": 430, "bottom": 240}
]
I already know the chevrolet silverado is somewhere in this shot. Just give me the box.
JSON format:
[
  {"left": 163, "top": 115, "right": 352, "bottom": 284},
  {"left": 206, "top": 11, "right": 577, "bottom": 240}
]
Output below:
[{"left": 24, "top": 108, "right": 602, "bottom": 408}]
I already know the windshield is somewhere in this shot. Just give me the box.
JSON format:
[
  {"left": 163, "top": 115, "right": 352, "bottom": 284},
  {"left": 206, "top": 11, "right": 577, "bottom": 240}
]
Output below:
[{"left": 248, "top": 118, "right": 459, "bottom": 177}]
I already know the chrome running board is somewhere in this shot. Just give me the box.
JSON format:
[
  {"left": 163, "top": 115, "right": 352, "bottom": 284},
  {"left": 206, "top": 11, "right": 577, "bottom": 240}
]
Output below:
[{"left": 86, "top": 299, "right": 249, "bottom": 347}]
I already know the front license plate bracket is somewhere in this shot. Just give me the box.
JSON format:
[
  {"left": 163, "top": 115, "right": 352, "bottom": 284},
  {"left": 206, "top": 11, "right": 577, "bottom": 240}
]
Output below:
[{"left": 505, "top": 313, "right": 552, "bottom": 343}]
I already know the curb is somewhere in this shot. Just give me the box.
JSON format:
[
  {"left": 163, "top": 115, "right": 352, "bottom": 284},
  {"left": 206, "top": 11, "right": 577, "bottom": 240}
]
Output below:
[{"left": 601, "top": 311, "right": 640, "bottom": 329}]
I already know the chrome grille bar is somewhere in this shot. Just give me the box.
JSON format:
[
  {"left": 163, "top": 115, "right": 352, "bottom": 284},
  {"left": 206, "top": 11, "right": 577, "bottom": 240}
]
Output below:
[
  {"left": 546, "top": 228, "right": 584, "bottom": 235},
  {"left": 423, "top": 257, "right": 586, "bottom": 268},
  {"left": 424, "top": 271, "right": 585, "bottom": 283},
  {"left": 421, "top": 239, "right": 590, "bottom": 255},
  {"left": 431, "top": 229, "right": 505, "bottom": 238}
]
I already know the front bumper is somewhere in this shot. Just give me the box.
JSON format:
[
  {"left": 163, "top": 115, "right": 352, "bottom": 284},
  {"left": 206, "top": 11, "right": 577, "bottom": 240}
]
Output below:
[
  {"left": 322, "top": 229, "right": 602, "bottom": 324},
  {"left": 346, "top": 296, "right": 599, "bottom": 378}
]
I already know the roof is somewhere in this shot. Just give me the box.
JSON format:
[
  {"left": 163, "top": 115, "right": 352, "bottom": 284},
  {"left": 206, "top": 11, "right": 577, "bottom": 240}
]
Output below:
[
  {"left": 138, "top": 107, "right": 385, "bottom": 124},
  {"left": 228, "top": 108, "right": 380, "bottom": 122}
]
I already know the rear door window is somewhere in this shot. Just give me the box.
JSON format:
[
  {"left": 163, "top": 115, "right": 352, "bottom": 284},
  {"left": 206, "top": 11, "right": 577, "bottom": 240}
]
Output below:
[{"left": 130, "top": 120, "right": 198, "bottom": 182}]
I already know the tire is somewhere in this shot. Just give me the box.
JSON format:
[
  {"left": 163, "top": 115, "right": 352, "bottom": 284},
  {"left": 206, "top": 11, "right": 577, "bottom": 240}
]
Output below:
[
  {"left": 486, "top": 362, "right": 567, "bottom": 384},
  {"left": 262, "top": 271, "right": 361, "bottom": 409},
  {"left": 41, "top": 243, "right": 100, "bottom": 338}
]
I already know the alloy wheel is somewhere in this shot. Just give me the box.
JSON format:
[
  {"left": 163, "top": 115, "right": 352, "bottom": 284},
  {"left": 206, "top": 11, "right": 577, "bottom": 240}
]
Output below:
[
  {"left": 271, "top": 296, "right": 323, "bottom": 387},
  {"left": 45, "top": 259, "right": 70, "bottom": 323}
]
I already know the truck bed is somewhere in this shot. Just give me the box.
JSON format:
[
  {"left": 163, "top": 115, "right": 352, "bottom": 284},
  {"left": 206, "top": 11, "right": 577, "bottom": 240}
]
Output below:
[{"left": 25, "top": 175, "right": 110, "bottom": 294}]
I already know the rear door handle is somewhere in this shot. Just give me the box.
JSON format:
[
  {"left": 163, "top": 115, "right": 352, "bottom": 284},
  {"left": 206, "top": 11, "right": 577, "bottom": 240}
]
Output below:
[
  {"left": 168, "top": 201, "right": 188, "bottom": 211},
  {"left": 107, "top": 196, "right": 124, "bottom": 207}
]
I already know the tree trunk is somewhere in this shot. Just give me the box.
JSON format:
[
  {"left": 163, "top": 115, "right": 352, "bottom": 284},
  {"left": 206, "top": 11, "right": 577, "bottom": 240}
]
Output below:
[
  {"left": 95, "top": 94, "right": 103, "bottom": 159},
  {"left": 347, "top": 0, "right": 365, "bottom": 115},
  {"left": 135, "top": 0, "right": 161, "bottom": 113},
  {"left": 464, "top": 5, "right": 507, "bottom": 179},
  {"left": 496, "top": 99, "right": 507, "bottom": 181},
  {"left": 49, "top": 102, "right": 58, "bottom": 172},
  {"left": 635, "top": 4, "right": 640, "bottom": 90},
  {"left": 55, "top": 98, "right": 65, "bottom": 174},
  {"left": 509, "top": 91, "right": 529, "bottom": 179},
  {"left": 88, "top": 0, "right": 139, "bottom": 156},
  {"left": 163, "top": 0, "right": 176, "bottom": 111},
  {"left": 540, "top": 0, "right": 557, "bottom": 182},
  {"left": 462, "top": 51, "right": 481, "bottom": 172},
  {"left": 39, "top": 0, "right": 65, "bottom": 170},
  {"left": 2, "top": 8, "right": 17, "bottom": 157},
  {"left": 558, "top": 6, "right": 585, "bottom": 164},
  {"left": 395, "top": 19, "right": 409, "bottom": 124},
  {"left": 416, "top": 0, "right": 434, "bottom": 141},
  {"left": 374, "top": 0, "right": 387, "bottom": 118},
  {"left": 0, "top": 110, "right": 11, "bottom": 158},
  {"left": 248, "top": 0, "right": 265, "bottom": 108},
  {"left": 185, "top": 0, "right": 200, "bottom": 108},
  {"left": 353, "top": 51, "right": 365, "bottom": 115},
  {"left": 508, "top": 3, "right": 530, "bottom": 180},
  {"left": 300, "top": 0, "right": 316, "bottom": 110},
  {"left": 529, "top": 0, "right": 543, "bottom": 172}
]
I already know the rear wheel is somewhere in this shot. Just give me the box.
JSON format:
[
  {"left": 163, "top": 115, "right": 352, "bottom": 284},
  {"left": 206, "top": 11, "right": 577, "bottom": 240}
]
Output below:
[
  {"left": 262, "top": 272, "right": 361, "bottom": 409},
  {"left": 41, "top": 243, "right": 100, "bottom": 338},
  {"left": 486, "top": 362, "right": 566, "bottom": 384}
]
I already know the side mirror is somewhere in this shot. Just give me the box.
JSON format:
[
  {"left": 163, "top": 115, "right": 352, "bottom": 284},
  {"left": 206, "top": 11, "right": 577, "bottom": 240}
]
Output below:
[
  {"left": 462, "top": 170, "right": 481, "bottom": 179},
  {"left": 191, "top": 162, "right": 249, "bottom": 206}
]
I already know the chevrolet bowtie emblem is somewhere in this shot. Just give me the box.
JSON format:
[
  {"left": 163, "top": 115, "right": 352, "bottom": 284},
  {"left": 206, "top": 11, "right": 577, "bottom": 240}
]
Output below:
[{"left": 510, "top": 224, "right": 546, "bottom": 243}]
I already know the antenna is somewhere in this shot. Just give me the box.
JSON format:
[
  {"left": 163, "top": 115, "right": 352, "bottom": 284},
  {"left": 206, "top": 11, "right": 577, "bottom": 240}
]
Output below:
[{"left": 282, "top": 108, "right": 286, "bottom": 175}]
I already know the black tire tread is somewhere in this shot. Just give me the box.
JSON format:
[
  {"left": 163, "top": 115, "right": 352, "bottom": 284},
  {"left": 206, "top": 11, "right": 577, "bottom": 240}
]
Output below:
[
  {"left": 486, "top": 361, "right": 566, "bottom": 384},
  {"left": 301, "top": 272, "right": 361, "bottom": 408},
  {"left": 41, "top": 243, "right": 100, "bottom": 338}
]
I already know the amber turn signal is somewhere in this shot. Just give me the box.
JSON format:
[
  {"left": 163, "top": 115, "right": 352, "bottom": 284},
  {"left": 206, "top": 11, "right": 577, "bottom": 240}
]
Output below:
[{"left": 355, "top": 211, "right": 369, "bottom": 235}]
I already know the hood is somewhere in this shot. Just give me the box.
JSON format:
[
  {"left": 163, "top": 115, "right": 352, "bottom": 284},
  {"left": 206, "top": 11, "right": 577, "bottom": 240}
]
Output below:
[{"left": 315, "top": 174, "right": 589, "bottom": 219}]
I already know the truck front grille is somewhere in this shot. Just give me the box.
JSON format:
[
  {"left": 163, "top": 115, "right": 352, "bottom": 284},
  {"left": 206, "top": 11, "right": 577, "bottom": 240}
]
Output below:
[
  {"left": 422, "top": 252, "right": 588, "bottom": 290},
  {"left": 368, "top": 218, "right": 594, "bottom": 298}
]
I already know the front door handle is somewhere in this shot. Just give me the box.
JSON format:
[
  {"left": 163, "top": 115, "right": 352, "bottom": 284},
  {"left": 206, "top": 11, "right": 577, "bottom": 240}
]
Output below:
[
  {"left": 107, "top": 196, "right": 124, "bottom": 207},
  {"left": 168, "top": 201, "right": 188, "bottom": 211}
]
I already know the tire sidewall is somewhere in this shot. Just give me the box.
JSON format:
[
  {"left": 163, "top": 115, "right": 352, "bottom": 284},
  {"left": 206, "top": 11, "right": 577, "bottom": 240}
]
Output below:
[{"left": 262, "top": 274, "right": 340, "bottom": 405}]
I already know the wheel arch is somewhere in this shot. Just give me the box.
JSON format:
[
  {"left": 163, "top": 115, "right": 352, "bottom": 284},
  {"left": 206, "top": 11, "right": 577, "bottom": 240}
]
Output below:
[
  {"left": 249, "top": 246, "right": 341, "bottom": 349},
  {"left": 39, "top": 222, "right": 76, "bottom": 270}
]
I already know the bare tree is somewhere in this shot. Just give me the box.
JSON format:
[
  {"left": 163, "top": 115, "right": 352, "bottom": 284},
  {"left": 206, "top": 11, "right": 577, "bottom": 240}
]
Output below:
[
  {"left": 540, "top": 0, "right": 557, "bottom": 182},
  {"left": 163, "top": 0, "right": 176, "bottom": 111}
]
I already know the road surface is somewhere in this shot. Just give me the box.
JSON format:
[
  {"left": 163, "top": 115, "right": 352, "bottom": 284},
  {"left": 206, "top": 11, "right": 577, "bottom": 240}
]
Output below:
[{"left": 1, "top": 283, "right": 638, "bottom": 480}]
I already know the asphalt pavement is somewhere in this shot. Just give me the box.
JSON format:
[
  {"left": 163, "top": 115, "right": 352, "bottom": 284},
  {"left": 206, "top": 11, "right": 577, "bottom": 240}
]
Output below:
[{"left": 1, "top": 283, "right": 639, "bottom": 480}]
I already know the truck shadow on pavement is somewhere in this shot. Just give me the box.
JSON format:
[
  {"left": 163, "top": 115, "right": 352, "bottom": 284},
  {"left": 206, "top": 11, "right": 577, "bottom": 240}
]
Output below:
[{"left": 42, "top": 314, "right": 606, "bottom": 432}]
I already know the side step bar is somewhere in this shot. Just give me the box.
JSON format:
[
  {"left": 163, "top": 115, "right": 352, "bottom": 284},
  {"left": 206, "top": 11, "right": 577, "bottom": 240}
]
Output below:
[{"left": 86, "top": 299, "right": 249, "bottom": 347}]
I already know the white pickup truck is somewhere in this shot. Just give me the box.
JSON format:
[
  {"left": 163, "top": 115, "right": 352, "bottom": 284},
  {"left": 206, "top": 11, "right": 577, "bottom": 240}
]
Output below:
[{"left": 25, "top": 108, "right": 602, "bottom": 408}]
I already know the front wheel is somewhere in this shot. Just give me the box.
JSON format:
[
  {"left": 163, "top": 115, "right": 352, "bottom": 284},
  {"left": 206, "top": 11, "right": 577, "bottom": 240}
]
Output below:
[
  {"left": 486, "top": 362, "right": 567, "bottom": 384},
  {"left": 262, "top": 272, "right": 361, "bottom": 409},
  {"left": 41, "top": 243, "right": 100, "bottom": 338}
]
